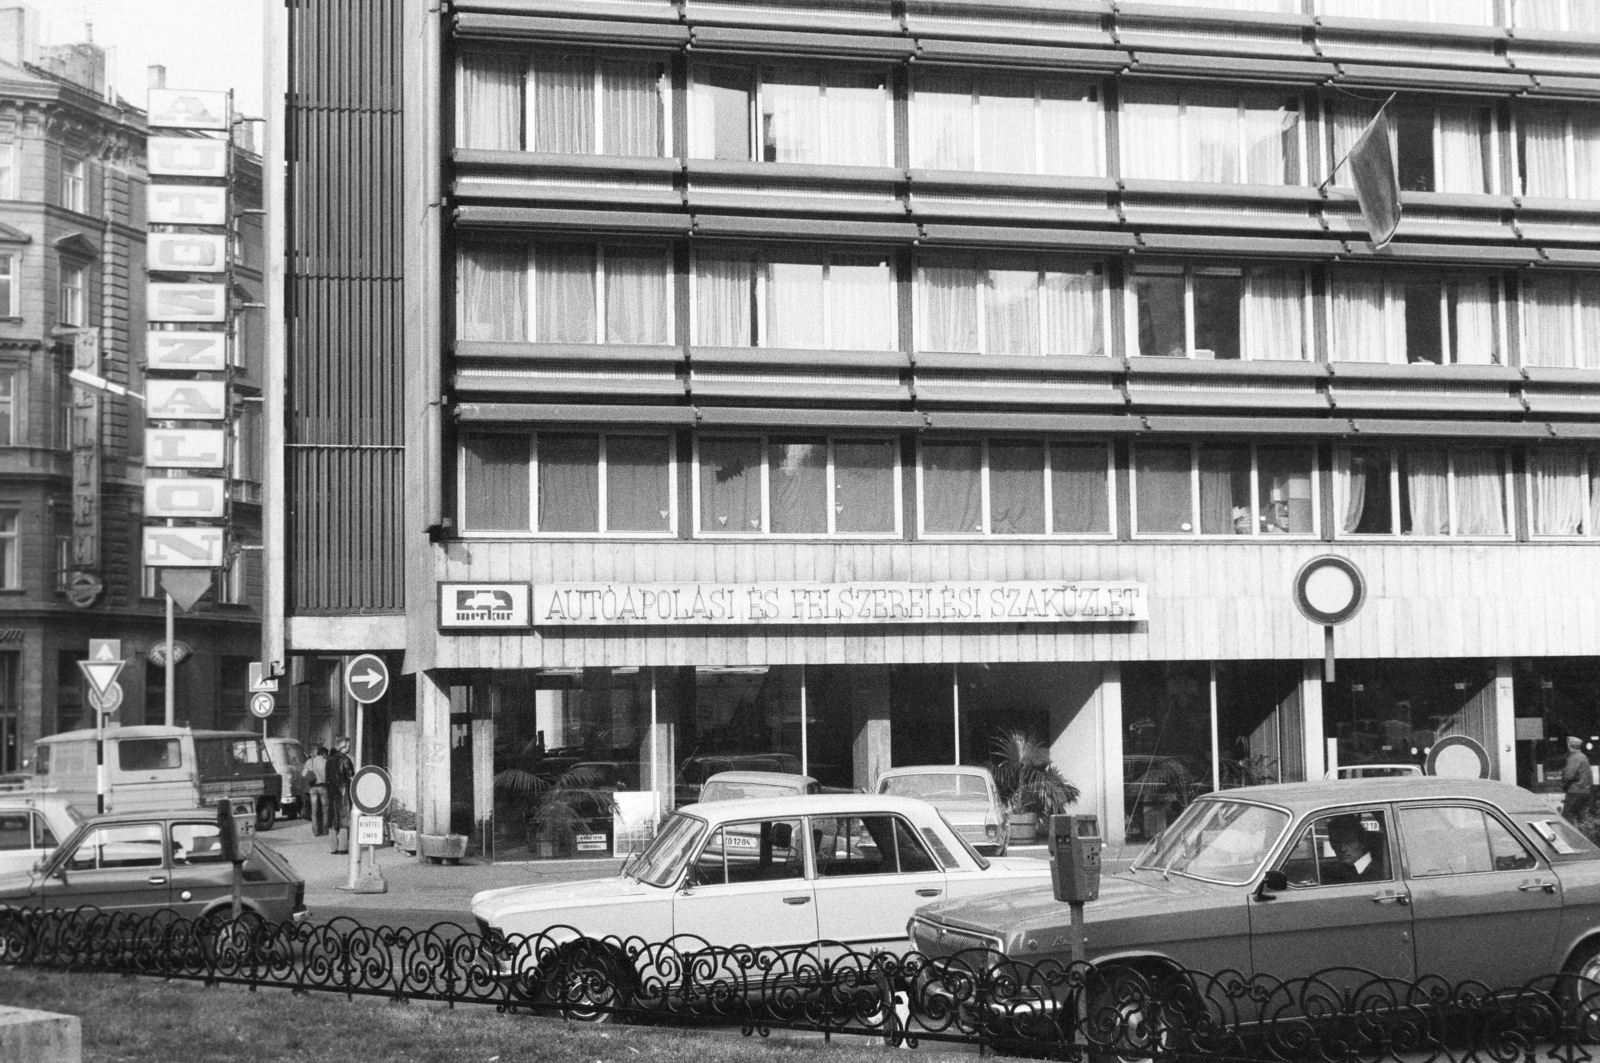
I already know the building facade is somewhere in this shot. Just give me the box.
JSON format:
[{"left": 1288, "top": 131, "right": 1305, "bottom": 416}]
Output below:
[
  {"left": 272, "top": 0, "right": 1600, "bottom": 859},
  {"left": 0, "top": 8, "right": 265, "bottom": 776}
]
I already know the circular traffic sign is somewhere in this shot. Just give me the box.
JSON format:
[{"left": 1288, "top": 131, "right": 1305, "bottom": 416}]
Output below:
[
  {"left": 88, "top": 682, "right": 123, "bottom": 715},
  {"left": 1426, "top": 735, "right": 1492, "bottom": 780},
  {"left": 350, "top": 765, "right": 392, "bottom": 816},
  {"left": 1293, "top": 555, "right": 1367, "bottom": 626},
  {"left": 249, "top": 692, "right": 275, "bottom": 719},
  {"left": 344, "top": 653, "right": 389, "bottom": 705}
]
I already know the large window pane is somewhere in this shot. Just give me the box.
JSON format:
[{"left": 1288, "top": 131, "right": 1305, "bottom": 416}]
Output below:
[
  {"left": 1051, "top": 442, "right": 1109, "bottom": 534},
  {"left": 830, "top": 257, "right": 893, "bottom": 350},
  {"left": 1040, "top": 86, "right": 1101, "bottom": 178},
  {"left": 1330, "top": 271, "right": 1390, "bottom": 363},
  {"left": 600, "top": 61, "right": 663, "bottom": 156},
  {"left": 1454, "top": 449, "right": 1507, "bottom": 536},
  {"left": 827, "top": 71, "right": 888, "bottom": 167},
  {"left": 766, "top": 261, "right": 825, "bottom": 348},
  {"left": 1134, "top": 272, "right": 1186, "bottom": 357},
  {"left": 989, "top": 441, "right": 1046, "bottom": 534},
  {"left": 533, "top": 245, "right": 596, "bottom": 343},
  {"left": 1136, "top": 444, "right": 1193, "bottom": 533},
  {"left": 923, "top": 442, "right": 983, "bottom": 534},
  {"left": 978, "top": 79, "right": 1035, "bottom": 175},
  {"left": 538, "top": 434, "right": 600, "bottom": 532},
  {"left": 769, "top": 438, "right": 828, "bottom": 534},
  {"left": 1122, "top": 85, "right": 1182, "bottom": 181},
  {"left": 1042, "top": 268, "right": 1104, "bottom": 356},
  {"left": 1193, "top": 274, "right": 1241, "bottom": 360},
  {"left": 691, "top": 67, "right": 752, "bottom": 160},
  {"left": 1404, "top": 278, "right": 1444, "bottom": 364},
  {"left": 458, "top": 54, "right": 523, "bottom": 151},
  {"left": 911, "top": 74, "right": 974, "bottom": 171},
  {"left": 762, "top": 71, "right": 823, "bottom": 163},
  {"left": 835, "top": 440, "right": 897, "bottom": 533},
  {"left": 463, "top": 435, "right": 531, "bottom": 531},
  {"left": 1531, "top": 449, "right": 1587, "bottom": 536},
  {"left": 1242, "top": 268, "right": 1304, "bottom": 360},
  {"left": 917, "top": 264, "right": 980, "bottom": 352},
  {"left": 606, "top": 435, "right": 671, "bottom": 532},
  {"left": 1257, "top": 447, "right": 1314, "bottom": 534},
  {"left": 531, "top": 56, "right": 595, "bottom": 154},
  {"left": 987, "top": 270, "right": 1040, "bottom": 355},
  {"left": 1198, "top": 446, "right": 1251, "bottom": 534},
  {"left": 1400, "top": 449, "right": 1449, "bottom": 536},
  {"left": 605, "top": 249, "right": 671, "bottom": 345},
  {"left": 700, "top": 437, "right": 763, "bottom": 533},
  {"left": 1341, "top": 447, "right": 1392, "bottom": 534},
  {"left": 459, "top": 247, "right": 528, "bottom": 341},
  {"left": 1186, "top": 87, "right": 1240, "bottom": 184},
  {"left": 695, "top": 255, "right": 755, "bottom": 347}
]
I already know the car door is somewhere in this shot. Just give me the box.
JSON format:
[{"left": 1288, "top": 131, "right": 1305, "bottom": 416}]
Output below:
[
  {"left": 166, "top": 819, "right": 236, "bottom": 919},
  {"left": 673, "top": 817, "right": 817, "bottom": 949},
  {"left": 32, "top": 821, "right": 170, "bottom": 915},
  {"left": 0, "top": 809, "right": 59, "bottom": 877},
  {"left": 1249, "top": 807, "right": 1415, "bottom": 981},
  {"left": 1396, "top": 802, "right": 1563, "bottom": 986},
  {"left": 809, "top": 813, "right": 946, "bottom": 955}
]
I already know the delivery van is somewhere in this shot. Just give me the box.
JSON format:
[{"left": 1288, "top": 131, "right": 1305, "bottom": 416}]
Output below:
[{"left": 32, "top": 725, "right": 284, "bottom": 829}]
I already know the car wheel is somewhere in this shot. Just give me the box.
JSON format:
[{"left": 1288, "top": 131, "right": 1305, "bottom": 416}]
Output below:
[
  {"left": 1083, "top": 965, "right": 1180, "bottom": 1063},
  {"left": 255, "top": 798, "right": 276, "bottom": 832},
  {"left": 545, "top": 939, "right": 633, "bottom": 1023},
  {"left": 1564, "top": 939, "right": 1600, "bottom": 1039}
]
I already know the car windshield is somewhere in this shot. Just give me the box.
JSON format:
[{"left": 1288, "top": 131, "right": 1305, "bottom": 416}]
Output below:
[
  {"left": 882, "top": 772, "right": 991, "bottom": 803},
  {"left": 1133, "top": 799, "right": 1289, "bottom": 884},
  {"left": 627, "top": 812, "right": 706, "bottom": 887}
]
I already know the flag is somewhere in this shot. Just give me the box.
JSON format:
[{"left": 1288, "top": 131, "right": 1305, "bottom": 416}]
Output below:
[{"left": 1348, "top": 110, "right": 1401, "bottom": 248}]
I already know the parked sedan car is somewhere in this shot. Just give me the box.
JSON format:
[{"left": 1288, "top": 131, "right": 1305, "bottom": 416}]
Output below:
[
  {"left": 472, "top": 793, "right": 1052, "bottom": 961},
  {"left": 877, "top": 766, "right": 1009, "bottom": 856},
  {"left": 0, "top": 808, "right": 309, "bottom": 925},
  {"left": 0, "top": 793, "right": 82, "bottom": 877},
  {"left": 699, "top": 770, "right": 820, "bottom": 802},
  {"left": 911, "top": 778, "right": 1600, "bottom": 992}
]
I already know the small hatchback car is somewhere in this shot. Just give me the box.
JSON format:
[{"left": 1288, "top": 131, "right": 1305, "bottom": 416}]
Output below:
[{"left": 0, "top": 808, "right": 309, "bottom": 925}]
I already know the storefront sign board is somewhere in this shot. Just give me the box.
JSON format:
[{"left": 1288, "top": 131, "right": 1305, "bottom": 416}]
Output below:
[{"left": 527, "top": 580, "right": 1148, "bottom": 626}]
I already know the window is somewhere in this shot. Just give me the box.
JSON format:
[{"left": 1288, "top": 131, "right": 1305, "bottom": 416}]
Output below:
[
  {"left": 1337, "top": 446, "right": 1512, "bottom": 537},
  {"left": 457, "top": 242, "right": 673, "bottom": 345},
  {"left": 54, "top": 534, "right": 69, "bottom": 593},
  {"left": 0, "top": 253, "right": 16, "bottom": 317},
  {"left": 911, "top": 72, "right": 1101, "bottom": 176},
  {"left": 694, "top": 250, "right": 895, "bottom": 350},
  {"left": 219, "top": 551, "right": 247, "bottom": 604},
  {"left": 1319, "top": 0, "right": 1494, "bottom": 25},
  {"left": 691, "top": 819, "right": 805, "bottom": 886},
  {"left": 1529, "top": 448, "right": 1600, "bottom": 537},
  {"left": 1398, "top": 805, "right": 1538, "bottom": 877},
  {"left": 1328, "top": 270, "right": 1504, "bottom": 365},
  {"left": 1520, "top": 274, "right": 1600, "bottom": 369},
  {"left": 0, "top": 144, "right": 15, "bottom": 199},
  {"left": 1133, "top": 443, "right": 1316, "bottom": 537},
  {"left": 458, "top": 431, "right": 676, "bottom": 535},
  {"left": 919, "top": 438, "right": 1114, "bottom": 537},
  {"left": 0, "top": 368, "right": 14, "bottom": 444},
  {"left": 0, "top": 811, "right": 53, "bottom": 852},
  {"left": 1122, "top": 85, "right": 1302, "bottom": 186},
  {"left": 1278, "top": 810, "right": 1393, "bottom": 888},
  {"left": 456, "top": 52, "right": 668, "bottom": 156},
  {"left": 814, "top": 815, "right": 939, "bottom": 877},
  {"left": 1327, "top": 99, "right": 1497, "bottom": 195},
  {"left": 66, "top": 822, "right": 164, "bottom": 871},
  {"left": 689, "top": 65, "right": 890, "bottom": 167},
  {"left": 0, "top": 509, "right": 16, "bottom": 588},
  {"left": 61, "top": 157, "right": 84, "bottom": 213},
  {"left": 1129, "top": 265, "right": 1308, "bottom": 361},
  {"left": 141, "top": 564, "right": 160, "bottom": 600},
  {"left": 59, "top": 263, "right": 85, "bottom": 327},
  {"left": 1513, "top": 0, "right": 1600, "bottom": 31},
  {"left": 118, "top": 738, "right": 181, "bottom": 772},
  {"left": 917, "top": 254, "right": 1105, "bottom": 357},
  {"left": 1517, "top": 105, "right": 1600, "bottom": 200},
  {"left": 172, "top": 822, "right": 227, "bottom": 865},
  {"left": 696, "top": 435, "right": 899, "bottom": 536},
  {"left": 1128, "top": 0, "right": 1297, "bottom": 10}
]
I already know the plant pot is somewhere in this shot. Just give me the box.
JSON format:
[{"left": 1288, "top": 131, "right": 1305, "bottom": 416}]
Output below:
[
  {"left": 391, "top": 827, "right": 418, "bottom": 855},
  {"left": 417, "top": 832, "right": 468, "bottom": 864},
  {"left": 1008, "top": 813, "right": 1039, "bottom": 844}
]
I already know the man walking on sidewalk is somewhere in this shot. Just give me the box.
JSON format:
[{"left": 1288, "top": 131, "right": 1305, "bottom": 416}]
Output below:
[
  {"left": 303, "top": 745, "right": 329, "bottom": 835},
  {"left": 327, "top": 737, "right": 354, "bottom": 853}
]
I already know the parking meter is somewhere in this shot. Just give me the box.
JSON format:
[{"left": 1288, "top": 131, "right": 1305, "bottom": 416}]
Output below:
[
  {"left": 216, "top": 797, "right": 257, "bottom": 863},
  {"left": 1049, "top": 814, "right": 1102, "bottom": 903}
]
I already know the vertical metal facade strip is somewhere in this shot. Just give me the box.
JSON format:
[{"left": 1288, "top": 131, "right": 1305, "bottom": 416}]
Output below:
[{"left": 284, "top": 0, "right": 405, "bottom": 614}]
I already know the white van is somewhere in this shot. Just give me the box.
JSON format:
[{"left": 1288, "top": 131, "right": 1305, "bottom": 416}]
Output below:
[{"left": 33, "top": 726, "right": 285, "bottom": 829}]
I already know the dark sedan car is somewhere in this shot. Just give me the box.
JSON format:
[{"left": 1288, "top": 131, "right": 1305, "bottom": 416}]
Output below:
[
  {"left": 0, "top": 808, "right": 308, "bottom": 925},
  {"left": 911, "top": 778, "right": 1600, "bottom": 990}
]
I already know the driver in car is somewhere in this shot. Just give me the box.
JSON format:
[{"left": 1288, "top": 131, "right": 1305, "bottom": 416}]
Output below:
[{"left": 1324, "top": 814, "right": 1386, "bottom": 883}]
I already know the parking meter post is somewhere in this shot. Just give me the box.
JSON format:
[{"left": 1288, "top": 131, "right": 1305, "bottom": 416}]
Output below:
[
  {"left": 1069, "top": 900, "right": 1085, "bottom": 965},
  {"left": 231, "top": 859, "right": 243, "bottom": 921}
]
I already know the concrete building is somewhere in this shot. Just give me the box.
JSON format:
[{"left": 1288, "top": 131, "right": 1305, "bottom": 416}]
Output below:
[
  {"left": 0, "top": 7, "right": 265, "bottom": 776},
  {"left": 268, "top": 0, "right": 1600, "bottom": 859}
]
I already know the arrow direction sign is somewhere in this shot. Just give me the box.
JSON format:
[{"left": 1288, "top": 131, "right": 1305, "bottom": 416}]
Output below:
[
  {"left": 344, "top": 653, "right": 389, "bottom": 705},
  {"left": 88, "top": 639, "right": 121, "bottom": 663},
  {"left": 78, "top": 659, "right": 126, "bottom": 699}
]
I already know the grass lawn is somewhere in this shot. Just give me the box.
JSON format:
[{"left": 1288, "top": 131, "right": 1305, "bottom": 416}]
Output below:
[{"left": 0, "top": 967, "right": 943, "bottom": 1063}]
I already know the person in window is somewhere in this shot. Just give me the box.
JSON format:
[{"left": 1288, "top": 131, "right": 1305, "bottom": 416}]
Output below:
[
  {"left": 1563, "top": 735, "right": 1593, "bottom": 823},
  {"left": 1325, "top": 814, "right": 1386, "bottom": 883}
]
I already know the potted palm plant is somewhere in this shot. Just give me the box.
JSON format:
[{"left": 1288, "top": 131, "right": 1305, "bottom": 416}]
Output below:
[
  {"left": 494, "top": 762, "right": 617, "bottom": 859},
  {"left": 991, "top": 730, "right": 1079, "bottom": 844}
]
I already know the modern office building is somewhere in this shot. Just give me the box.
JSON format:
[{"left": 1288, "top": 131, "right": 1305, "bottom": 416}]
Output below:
[
  {"left": 0, "top": 7, "right": 265, "bottom": 775},
  {"left": 270, "top": 0, "right": 1600, "bottom": 858}
]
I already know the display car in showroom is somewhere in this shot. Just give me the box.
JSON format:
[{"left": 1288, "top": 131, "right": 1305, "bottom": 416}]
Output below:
[
  {"left": 910, "top": 778, "right": 1600, "bottom": 992},
  {"left": 0, "top": 793, "right": 82, "bottom": 877},
  {"left": 876, "top": 766, "right": 1010, "bottom": 856}
]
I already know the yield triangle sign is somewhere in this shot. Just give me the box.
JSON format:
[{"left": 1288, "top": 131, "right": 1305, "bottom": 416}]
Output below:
[
  {"left": 160, "top": 569, "right": 213, "bottom": 612},
  {"left": 78, "top": 659, "right": 125, "bottom": 698}
]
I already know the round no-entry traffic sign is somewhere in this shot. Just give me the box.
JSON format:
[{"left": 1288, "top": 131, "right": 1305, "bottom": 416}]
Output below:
[
  {"left": 249, "top": 692, "right": 275, "bottom": 719},
  {"left": 344, "top": 653, "right": 389, "bottom": 704},
  {"left": 1293, "top": 555, "right": 1367, "bottom": 626},
  {"left": 350, "top": 765, "right": 392, "bottom": 816},
  {"left": 88, "top": 682, "right": 123, "bottom": 715},
  {"left": 1427, "top": 735, "right": 1492, "bottom": 780}
]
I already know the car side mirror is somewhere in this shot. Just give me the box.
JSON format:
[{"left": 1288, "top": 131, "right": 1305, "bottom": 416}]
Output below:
[{"left": 1255, "top": 869, "right": 1288, "bottom": 901}]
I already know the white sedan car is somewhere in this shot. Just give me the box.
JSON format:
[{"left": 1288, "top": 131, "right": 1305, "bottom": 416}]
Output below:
[
  {"left": 0, "top": 792, "right": 82, "bottom": 876},
  {"left": 472, "top": 793, "right": 1050, "bottom": 957}
]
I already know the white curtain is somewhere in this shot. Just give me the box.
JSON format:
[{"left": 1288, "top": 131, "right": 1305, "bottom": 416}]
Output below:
[
  {"left": 979, "top": 80, "right": 1036, "bottom": 175},
  {"left": 600, "top": 62, "right": 662, "bottom": 157},
  {"left": 1330, "top": 272, "right": 1390, "bottom": 362},
  {"left": 1328, "top": 100, "right": 1378, "bottom": 189},
  {"left": 530, "top": 57, "right": 594, "bottom": 154},
  {"left": 922, "top": 442, "right": 984, "bottom": 534},
  {"left": 986, "top": 269, "right": 1040, "bottom": 355},
  {"left": 912, "top": 75, "right": 974, "bottom": 171},
  {"left": 1453, "top": 449, "right": 1507, "bottom": 536},
  {"left": 694, "top": 255, "right": 754, "bottom": 346},
  {"left": 918, "top": 264, "right": 979, "bottom": 352},
  {"left": 1522, "top": 274, "right": 1576, "bottom": 368},
  {"left": 458, "top": 55, "right": 523, "bottom": 151},
  {"left": 1451, "top": 276, "right": 1497, "bottom": 365},
  {"left": 1242, "top": 97, "right": 1295, "bottom": 185},
  {"left": 604, "top": 249, "right": 670, "bottom": 345},
  {"left": 1040, "top": 87, "right": 1101, "bottom": 178},
  {"left": 1515, "top": 0, "right": 1567, "bottom": 28},
  {"left": 765, "top": 260, "right": 825, "bottom": 348},
  {"left": 1438, "top": 107, "right": 1490, "bottom": 194},
  {"left": 830, "top": 258, "right": 893, "bottom": 350},
  {"left": 1576, "top": 113, "right": 1600, "bottom": 199},
  {"left": 1340, "top": 452, "right": 1367, "bottom": 534},
  {"left": 763, "top": 72, "right": 823, "bottom": 164},
  {"left": 1186, "top": 88, "right": 1239, "bottom": 184},
  {"left": 1580, "top": 276, "right": 1600, "bottom": 369},
  {"left": 1122, "top": 86, "right": 1183, "bottom": 181},
  {"left": 1532, "top": 449, "right": 1587, "bottom": 535},
  {"left": 533, "top": 245, "right": 596, "bottom": 343},
  {"left": 1592, "top": 450, "right": 1600, "bottom": 534},
  {"left": 826, "top": 72, "right": 888, "bottom": 166},
  {"left": 1521, "top": 109, "right": 1570, "bottom": 198},
  {"left": 1403, "top": 450, "right": 1450, "bottom": 536},
  {"left": 1042, "top": 269, "right": 1103, "bottom": 356},
  {"left": 459, "top": 246, "right": 528, "bottom": 341},
  {"left": 1242, "top": 268, "right": 1304, "bottom": 360}
]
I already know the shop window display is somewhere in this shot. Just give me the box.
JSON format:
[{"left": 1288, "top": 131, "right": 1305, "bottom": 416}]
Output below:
[
  {"left": 1324, "top": 660, "right": 1495, "bottom": 776},
  {"left": 1513, "top": 658, "right": 1600, "bottom": 799}
]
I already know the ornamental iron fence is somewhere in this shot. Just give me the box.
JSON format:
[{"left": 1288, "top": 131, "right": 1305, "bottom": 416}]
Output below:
[{"left": 4, "top": 905, "right": 1600, "bottom": 1061}]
